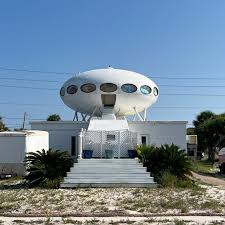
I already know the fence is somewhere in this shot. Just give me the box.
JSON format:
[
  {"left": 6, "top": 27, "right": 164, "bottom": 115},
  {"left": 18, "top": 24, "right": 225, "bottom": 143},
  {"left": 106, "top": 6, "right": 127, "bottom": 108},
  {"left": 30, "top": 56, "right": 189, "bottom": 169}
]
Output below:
[{"left": 83, "top": 130, "right": 137, "bottom": 158}]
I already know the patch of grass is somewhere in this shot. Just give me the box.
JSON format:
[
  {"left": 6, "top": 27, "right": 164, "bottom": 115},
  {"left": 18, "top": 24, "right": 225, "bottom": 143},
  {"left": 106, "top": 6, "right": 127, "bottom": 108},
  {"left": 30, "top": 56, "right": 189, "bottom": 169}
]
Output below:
[
  {"left": 209, "top": 221, "right": 225, "bottom": 225},
  {"left": 45, "top": 217, "right": 53, "bottom": 225},
  {"left": 143, "top": 218, "right": 156, "bottom": 223},
  {"left": 200, "top": 200, "right": 223, "bottom": 210},
  {"left": 174, "top": 220, "right": 187, "bottom": 225},
  {"left": 63, "top": 218, "right": 82, "bottom": 224},
  {"left": 13, "top": 220, "right": 44, "bottom": 224},
  {"left": 109, "top": 220, "right": 135, "bottom": 225},
  {"left": 0, "top": 203, "right": 16, "bottom": 211},
  {"left": 192, "top": 160, "right": 216, "bottom": 174},
  {"left": 159, "top": 199, "right": 188, "bottom": 213},
  {"left": 84, "top": 219, "right": 100, "bottom": 225}
]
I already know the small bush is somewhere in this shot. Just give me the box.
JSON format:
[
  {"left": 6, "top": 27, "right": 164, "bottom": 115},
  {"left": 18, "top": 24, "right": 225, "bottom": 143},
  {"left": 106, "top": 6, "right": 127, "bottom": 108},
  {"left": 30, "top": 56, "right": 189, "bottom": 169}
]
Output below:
[
  {"left": 159, "top": 171, "right": 177, "bottom": 188},
  {"left": 137, "top": 144, "right": 192, "bottom": 185},
  {"left": 220, "top": 163, "right": 225, "bottom": 174},
  {"left": 159, "top": 171, "right": 195, "bottom": 188},
  {"left": 39, "top": 177, "right": 63, "bottom": 189},
  {"left": 25, "top": 149, "right": 73, "bottom": 188}
]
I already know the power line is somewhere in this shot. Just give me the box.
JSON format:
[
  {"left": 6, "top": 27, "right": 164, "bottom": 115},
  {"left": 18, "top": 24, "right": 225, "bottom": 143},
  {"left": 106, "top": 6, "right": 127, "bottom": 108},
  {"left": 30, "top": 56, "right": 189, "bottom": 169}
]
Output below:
[
  {"left": 0, "top": 102, "right": 63, "bottom": 107},
  {"left": 1, "top": 65, "right": 225, "bottom": 80},
  {"left": 0, "top": 77, "right": 59, "bottom": 83},
  {"left": 0, "top": 102, "right": 224, "bottom": 108},
  {"left": 0, "top": 84, "right": 58, "bottom": 90},
  {"left": 160, "top": 85, "right": 225, "bottom": 88},
  {"left": 0, "top": 66, "right": 73, "bottom": 75},
  {"left": 151, "top": 76, "right": 225, "bottom": 80}
]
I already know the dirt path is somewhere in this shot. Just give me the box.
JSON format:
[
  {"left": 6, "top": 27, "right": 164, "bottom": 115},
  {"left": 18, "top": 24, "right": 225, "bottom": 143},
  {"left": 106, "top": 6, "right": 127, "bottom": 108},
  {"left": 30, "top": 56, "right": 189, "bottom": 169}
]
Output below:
[{"left": 192, "top": 171, "right": 225, "bottom": 187}]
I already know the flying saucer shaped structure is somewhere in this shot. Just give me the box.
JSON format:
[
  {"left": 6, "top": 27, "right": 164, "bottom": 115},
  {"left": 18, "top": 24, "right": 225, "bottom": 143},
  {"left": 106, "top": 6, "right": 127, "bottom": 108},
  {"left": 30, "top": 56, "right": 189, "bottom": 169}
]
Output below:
[{"left": 60, "top": 67, "right": 159, "bottom": 118}]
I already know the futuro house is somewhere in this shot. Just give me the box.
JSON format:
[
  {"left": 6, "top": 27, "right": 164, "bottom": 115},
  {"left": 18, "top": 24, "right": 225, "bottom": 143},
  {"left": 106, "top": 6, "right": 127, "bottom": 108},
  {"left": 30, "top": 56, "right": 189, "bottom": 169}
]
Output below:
[{"left": 60, "top": 67, "right": 159, "bottom": 118}]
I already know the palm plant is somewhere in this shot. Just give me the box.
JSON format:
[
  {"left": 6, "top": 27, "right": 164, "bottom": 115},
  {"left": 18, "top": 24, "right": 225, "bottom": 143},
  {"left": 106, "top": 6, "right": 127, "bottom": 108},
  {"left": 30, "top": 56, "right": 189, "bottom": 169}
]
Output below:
[
  {"left": 159, "top": 144, "right": 192, "bottom": 179},
  {"left": 137, "top": 145, "right": 156, "bottom": 167},
  {"left": 25, "top": 149, "right": 73, "bottom": 187},
  {"left": 137, "top": 144, "right": 192, "bottom": 181}
]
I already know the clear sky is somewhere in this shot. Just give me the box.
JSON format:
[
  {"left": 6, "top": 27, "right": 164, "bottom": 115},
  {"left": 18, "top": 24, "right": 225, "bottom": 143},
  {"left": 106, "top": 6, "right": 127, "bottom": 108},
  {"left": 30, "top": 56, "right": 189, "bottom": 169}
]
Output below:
[{"left": 0, "top": 0, "right": 225, "bottom": 129}]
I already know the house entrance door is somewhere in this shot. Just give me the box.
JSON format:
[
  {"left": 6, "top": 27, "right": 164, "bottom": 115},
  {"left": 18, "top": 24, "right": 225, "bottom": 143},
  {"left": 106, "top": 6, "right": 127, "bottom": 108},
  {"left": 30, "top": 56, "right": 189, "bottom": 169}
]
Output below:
[{"left": 101, "top": 94, "right": 116, "bottom": 107}]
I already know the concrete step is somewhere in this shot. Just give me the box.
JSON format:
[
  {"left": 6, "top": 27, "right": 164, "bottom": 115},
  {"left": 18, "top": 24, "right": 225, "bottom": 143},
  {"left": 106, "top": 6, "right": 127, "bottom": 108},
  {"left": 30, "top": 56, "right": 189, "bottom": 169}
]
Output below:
[
  {"left": 63, "top": 178, "right": 154, "bottom": 183},
  {"left": 73, "top": 164, "right": 143, "bottom": 168},
  {"left": 61, "top": 159, "right": 156, "bottom": 188},
  {"left": 76, "top": 161, "right": 140, "bottom": 163},
  {"left": 61, "top": 182, "right": 158, "bottom": 188},
  {"left": 66, "top": 173, "right": 150, "bottom": 178},
  {"left": 70, "top": 169, "right": 147, "bottom": 173}
]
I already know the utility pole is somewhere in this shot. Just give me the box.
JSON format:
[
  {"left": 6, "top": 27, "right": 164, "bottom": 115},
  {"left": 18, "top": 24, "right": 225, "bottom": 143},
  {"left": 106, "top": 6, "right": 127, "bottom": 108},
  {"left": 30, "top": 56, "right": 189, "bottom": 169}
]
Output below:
[{"left": 22, "top": 112, "right": 27, "bottom": 130}]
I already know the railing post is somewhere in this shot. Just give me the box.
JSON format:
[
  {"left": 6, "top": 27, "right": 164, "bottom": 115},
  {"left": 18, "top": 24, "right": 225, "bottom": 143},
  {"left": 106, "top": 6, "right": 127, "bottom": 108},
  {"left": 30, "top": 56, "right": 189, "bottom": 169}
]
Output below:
[{"left": 78, "top": 128, "right": 84, "bottom": 159}]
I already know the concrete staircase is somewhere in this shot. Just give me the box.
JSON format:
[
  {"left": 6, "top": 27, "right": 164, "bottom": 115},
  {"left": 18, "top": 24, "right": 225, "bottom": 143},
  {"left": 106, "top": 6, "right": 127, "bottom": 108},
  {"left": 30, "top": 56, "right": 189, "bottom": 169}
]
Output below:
[
  {"left": 60, "top": 159, "right": 157, "bottom": 188},
  {"left": 101, "top": 106, "right": 116, "bottom": 120}
]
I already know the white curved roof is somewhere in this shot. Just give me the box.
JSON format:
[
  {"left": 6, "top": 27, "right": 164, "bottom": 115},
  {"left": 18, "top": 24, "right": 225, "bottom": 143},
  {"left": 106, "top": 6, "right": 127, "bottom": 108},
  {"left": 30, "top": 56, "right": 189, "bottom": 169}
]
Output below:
[
  {"left": 60, "top": 67, "right": 159, "bottom": 116},
  {"left": 78, "top": 67, "right": 153, "bottom": 84},
  {"left": 0, "top": 130, "right": 48, "bottom": 137}
]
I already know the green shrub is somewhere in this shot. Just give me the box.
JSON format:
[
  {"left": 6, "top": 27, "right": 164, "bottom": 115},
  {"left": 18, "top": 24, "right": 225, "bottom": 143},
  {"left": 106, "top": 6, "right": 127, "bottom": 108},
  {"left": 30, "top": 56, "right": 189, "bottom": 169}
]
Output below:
[
  {"left": 160, "top": 171, "right": 195, "bottom": 188},
  {"left": 137, "top": 145, "right": 156, "bottom": 167},
  {"left": 220, "top": 163, "right": 225, "bottom": 174},
  {"left": 137, "top": 143, "right": 192, "bottom": 184},
  {"left": 159, "top": 171, "right": 177, "bottom": 188},
  {"left": 39, "top": 177, "right": 63, "bottom": 189},
  {"left": 25, "top": 149, "right": 73, "bottom": 188}
]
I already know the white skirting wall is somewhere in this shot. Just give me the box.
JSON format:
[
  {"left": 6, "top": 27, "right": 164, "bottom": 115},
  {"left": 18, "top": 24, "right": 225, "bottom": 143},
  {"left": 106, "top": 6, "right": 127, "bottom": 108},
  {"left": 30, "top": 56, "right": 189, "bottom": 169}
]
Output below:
[{"left": 30, "top": 120, "right": 187, "bottom": 158}]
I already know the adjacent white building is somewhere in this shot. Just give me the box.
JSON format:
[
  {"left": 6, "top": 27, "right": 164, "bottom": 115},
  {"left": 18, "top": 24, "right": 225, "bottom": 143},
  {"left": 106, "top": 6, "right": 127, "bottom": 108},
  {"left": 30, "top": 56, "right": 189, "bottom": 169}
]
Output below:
[{"left": 0, "top": 130, "right": 49, "bottom": 175}]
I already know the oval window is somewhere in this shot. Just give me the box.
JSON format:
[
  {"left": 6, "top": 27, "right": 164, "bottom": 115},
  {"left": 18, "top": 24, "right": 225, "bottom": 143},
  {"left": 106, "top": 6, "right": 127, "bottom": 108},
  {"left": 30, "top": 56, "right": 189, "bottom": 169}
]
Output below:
[
  {"left": 67, "top": 85, "right": 77, "bottom": 94},
  {"left": 81, "top": 83, "right": 96, "bottom": 93},
  {"left": 140, "top": 85, "right": 152, "bottom": 95},
  {"left": 121, "top": 84, "right": 137, "bottom": 93},
  {"left": 100, "top": 83, "right": 117, "bottom": 92},
  {"left": 60, "top": 87, "right": 65, "bottom": 96},
  {"left": 153, "top": 87, "right": 159, "bottom": 96}
]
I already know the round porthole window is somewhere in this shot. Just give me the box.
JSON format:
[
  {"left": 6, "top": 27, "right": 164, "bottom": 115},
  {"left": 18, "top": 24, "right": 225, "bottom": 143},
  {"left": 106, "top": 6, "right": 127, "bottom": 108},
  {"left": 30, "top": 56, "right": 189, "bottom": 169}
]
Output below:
[
  {"left": 153, "top": 87, "right": 159, "bottom": 96},
  {"left": 140, "top": 85, "right": 152, "bottom": 95},
  {"left": 100, "top": 83, "right": 117, "bottom": 92},
  {"left": 81, "top": 83, "right": 96, "bottom": 93},
  {"left": 60, "top": 87, "right": 65, "bottom": 96},
  {"left": 67, "top": 85, "right": 77, "bottom": 94},
  {"left": 121, "top": 84, "right": 137, "bottom": 93}
]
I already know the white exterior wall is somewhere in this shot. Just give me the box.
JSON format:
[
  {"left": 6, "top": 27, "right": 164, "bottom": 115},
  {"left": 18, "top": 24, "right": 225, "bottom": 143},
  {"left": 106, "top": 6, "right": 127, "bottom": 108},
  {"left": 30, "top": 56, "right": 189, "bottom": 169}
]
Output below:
[
  {"left": 31, "top": 120, "right": 187, "bottom": 154},
  {"left": 26, "top": 133, "right": 49, "bottom": 153},
  {"left": 0, "top": 131, "right": 49, "bottom": 175},
  {"left": 31, "top": 121, "right": 89, "bottom": 154},
  {"left": 0, "top": 136, "right": 26, "bottom": 163},
  {"left": 128, "top": 121, "right": 187, "bottom": 150}
]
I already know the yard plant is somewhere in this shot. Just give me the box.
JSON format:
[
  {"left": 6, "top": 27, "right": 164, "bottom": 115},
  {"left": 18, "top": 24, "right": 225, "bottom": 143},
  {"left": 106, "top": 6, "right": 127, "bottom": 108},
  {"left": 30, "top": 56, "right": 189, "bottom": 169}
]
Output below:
[
  {"left": 25, "top": 149, "right": 73, "bottom": 188},
  {"left": 137, "top": 144, "right": 192, "bottom": 186}
]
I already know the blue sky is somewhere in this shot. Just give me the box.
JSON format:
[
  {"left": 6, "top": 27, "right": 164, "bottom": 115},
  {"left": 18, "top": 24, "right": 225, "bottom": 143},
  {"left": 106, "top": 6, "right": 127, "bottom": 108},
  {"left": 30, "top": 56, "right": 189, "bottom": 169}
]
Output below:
[{"left": 0, "top": 0, "right": 225, "bottom": 129}]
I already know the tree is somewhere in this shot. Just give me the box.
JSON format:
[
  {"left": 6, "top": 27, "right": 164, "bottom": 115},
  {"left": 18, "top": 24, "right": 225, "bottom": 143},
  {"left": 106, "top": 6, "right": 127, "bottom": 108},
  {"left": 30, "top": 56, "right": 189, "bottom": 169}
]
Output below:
[
  {"left": 0, "top": 117, "right": 9, "bottom": 131},
  {"left": 193, "top": 111, "right": 216, "bottom": 158},
  {"left": 193, "top": 111, "right": 215, "bottom": 128},
  {"left": 193, "top": 111, "right": 225, "bottom": 162},
  {"left": 187, "top": 127, "right": 195, "bottom": 135},
  {"left": 200, "top": 115, "right": 225, "bottom": 163},
  {"left": 47, "top": 114, "right": 61, "bottom": 121},
  {"left": 25, "top": 149, "right": 73, "bottom": 188}
]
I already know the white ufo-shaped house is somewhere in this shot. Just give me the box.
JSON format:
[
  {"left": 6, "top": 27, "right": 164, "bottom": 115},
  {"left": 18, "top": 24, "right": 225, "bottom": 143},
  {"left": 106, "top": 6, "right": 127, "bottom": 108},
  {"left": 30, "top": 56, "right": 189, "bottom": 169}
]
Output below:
[{"left": 60, "top": 67, "right": 159, "bottom": 117}]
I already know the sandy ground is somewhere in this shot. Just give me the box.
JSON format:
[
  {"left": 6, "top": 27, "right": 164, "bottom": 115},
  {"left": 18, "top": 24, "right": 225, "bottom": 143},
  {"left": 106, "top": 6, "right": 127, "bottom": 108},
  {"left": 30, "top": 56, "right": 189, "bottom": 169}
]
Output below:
[
  {"left": 192, "top": 172, "right": 225, "bottom": 187},
  {"left": 1, "top": 216, "right": 225, "bottom": 224},
  {"left": 2, "top": 176, "right": 225, "bottom": 224}
]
